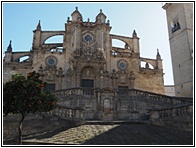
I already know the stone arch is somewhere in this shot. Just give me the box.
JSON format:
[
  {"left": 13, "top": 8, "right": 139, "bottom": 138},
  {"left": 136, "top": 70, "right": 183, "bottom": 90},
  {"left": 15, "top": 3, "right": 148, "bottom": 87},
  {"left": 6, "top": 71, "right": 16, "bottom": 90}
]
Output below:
[
  {"left": 40, "top": 31, "right": 64, "bottom": 44},
  {"left": 111, "top": 34, "right": 133, "bottom": 49},
  {"left": 140, "top": 61, "right": 154, "bottom": 69},
  {"left": 80, "top": 66, "right": 96, "bottom": 79},
  {"left": 140, "top": 59, "right": 156, "bottom": 69},
  {"left": 44, "top": 35, "right": 64, "bottom": 44},
  {"left": 112, "top": 39, "right": 125, "bottom": 48},
  {"left": 12, "top": 52, "right": 31, "bottom": 62},
  {"left": 78, "top": 64, "right": 99, "bottom": 75},
  {"left": 19, "top": 55, "right": 29, "bottom": 63}
]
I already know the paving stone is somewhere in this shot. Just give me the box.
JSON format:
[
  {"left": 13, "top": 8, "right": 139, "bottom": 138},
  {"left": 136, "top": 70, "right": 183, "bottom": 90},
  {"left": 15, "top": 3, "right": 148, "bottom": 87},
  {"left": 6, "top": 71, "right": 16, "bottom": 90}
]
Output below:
[{"left": 20, "top": 123, "right": 193, "bottom": 145}]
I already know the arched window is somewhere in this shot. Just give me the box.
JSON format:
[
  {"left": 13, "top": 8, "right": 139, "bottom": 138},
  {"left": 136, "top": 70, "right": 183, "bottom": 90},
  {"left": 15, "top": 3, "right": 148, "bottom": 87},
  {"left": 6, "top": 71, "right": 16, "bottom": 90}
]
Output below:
[{"left": 171, "top": 20, "right": 181, "bottom": 33}]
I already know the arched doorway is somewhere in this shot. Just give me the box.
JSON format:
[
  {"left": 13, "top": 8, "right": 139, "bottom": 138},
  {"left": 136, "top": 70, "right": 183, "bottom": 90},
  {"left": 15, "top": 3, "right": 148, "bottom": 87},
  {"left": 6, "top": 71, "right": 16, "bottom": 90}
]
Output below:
[
  {"left": 103, "top": 98, "right": 111, "bottom": 113},
  {"left": 80, "top": 67, "right": 96, "bottom": 88},
  {"left": 102, "top": 98, "right": 113, "bottom": 120}
]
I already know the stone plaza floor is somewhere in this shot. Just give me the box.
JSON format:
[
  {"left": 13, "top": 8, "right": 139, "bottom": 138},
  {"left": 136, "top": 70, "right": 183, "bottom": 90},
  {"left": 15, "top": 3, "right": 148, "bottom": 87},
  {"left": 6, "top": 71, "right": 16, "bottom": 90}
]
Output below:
[{"left": 18, "top": 123, "right": 193, "bottom": 145}]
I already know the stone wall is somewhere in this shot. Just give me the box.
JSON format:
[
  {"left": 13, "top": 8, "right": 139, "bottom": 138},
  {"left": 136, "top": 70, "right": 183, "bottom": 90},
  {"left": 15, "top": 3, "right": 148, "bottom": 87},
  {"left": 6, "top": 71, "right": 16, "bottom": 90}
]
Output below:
[
  {"left": 149, "top": 105, "right": 193, "bottom": 131},
  {"left": 3, "top": 113, "right": 75, "bottom": 141}
]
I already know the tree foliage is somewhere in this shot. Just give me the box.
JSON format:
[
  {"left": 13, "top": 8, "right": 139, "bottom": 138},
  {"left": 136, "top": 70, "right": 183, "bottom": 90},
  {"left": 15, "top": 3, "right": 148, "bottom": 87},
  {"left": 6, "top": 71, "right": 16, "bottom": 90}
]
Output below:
[
  {"left": 3, "top": 71, "right": 58, "bottom": 144},
  {"left": 3, "top": 71, "right": 57, "bottom": 116}
]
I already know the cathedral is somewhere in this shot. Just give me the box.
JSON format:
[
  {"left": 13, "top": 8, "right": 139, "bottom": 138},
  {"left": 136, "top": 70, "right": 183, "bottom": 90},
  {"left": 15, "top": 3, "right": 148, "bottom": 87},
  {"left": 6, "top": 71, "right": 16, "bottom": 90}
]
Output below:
[
  {"left": 3, "top": 7, "right": 168, "bottom": 120},
  {"left": 4, "top": 7, "right": 165, "bottom": 94},
  {"left": 3, "top": 5, "right": 193, "bottom": 139}
]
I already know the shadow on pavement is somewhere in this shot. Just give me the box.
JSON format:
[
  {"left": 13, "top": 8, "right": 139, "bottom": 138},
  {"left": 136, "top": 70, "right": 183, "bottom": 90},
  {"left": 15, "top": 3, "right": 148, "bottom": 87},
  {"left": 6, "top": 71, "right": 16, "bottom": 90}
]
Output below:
[{"left": 81, "top": 124, "right": 193, "bottom": 145}]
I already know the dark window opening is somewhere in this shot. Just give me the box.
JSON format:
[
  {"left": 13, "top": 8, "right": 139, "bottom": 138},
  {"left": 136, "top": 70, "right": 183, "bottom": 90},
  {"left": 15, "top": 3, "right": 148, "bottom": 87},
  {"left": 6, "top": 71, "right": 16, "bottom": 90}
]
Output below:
[
  {"left": 172, "top": 22, "right": 181, "bottom": 33},
  {"left": 118, "top": 86, "right": 128, "bottom": 89},
  {"left": 81, "top": 79, "right": 94, "bottom": 88},
  {"left": 81, "top": 79, "right": 94, "bottom": 95}
]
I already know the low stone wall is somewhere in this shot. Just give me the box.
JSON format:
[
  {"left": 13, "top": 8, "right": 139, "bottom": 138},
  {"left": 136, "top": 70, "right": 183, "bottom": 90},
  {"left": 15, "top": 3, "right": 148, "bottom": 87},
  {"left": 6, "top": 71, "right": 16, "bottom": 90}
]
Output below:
[
  {"left": 150, "top": 115, "right": 193, "bottom": 131},
  {"left": 3, "top": 113, "right": 75, "bottom": 142},
  {"left": 149, "top": 104, "right": 193, "bottom": 131}
]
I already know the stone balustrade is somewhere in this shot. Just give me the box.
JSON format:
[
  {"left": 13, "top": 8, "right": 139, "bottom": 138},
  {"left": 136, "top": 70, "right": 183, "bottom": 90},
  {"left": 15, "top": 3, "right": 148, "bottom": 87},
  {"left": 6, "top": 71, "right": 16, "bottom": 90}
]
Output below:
[
  {"left": 54, "top": 87, "right": 96, "bottom": 100},
  {"left": 53, "top": 87, "right": 192, "bottom": 123},
  {"left": 149, "top": 104, "right": 192, "bottom": 120}
]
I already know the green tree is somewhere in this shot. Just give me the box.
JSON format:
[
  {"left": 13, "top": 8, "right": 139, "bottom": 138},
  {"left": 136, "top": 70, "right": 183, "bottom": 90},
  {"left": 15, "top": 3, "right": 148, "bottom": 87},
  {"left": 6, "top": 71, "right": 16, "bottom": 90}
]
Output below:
[{"left": 3, "top": 71, "right": 57, "bottom": 144}]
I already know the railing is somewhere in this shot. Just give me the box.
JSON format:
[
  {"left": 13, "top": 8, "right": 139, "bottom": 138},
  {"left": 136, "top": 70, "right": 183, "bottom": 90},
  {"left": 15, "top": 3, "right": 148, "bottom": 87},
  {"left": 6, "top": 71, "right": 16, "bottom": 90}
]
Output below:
[
  {"left": 116, "top": 88, "right": 192, "bottom": 107},
  {"left": 46, "top": 105, "right": 85, "bottom": 120},
  {"left": 53, "top": 87, "right": 192, "bottom": 120},
  {"left": 54, "top": 87, "right": 192, "bottom": 105},
  {"left": 148, "top": 104, "right": 192, "bottom": 120},
  {"left": 54, "top": 87, "right": 96, "bottom": 100}
]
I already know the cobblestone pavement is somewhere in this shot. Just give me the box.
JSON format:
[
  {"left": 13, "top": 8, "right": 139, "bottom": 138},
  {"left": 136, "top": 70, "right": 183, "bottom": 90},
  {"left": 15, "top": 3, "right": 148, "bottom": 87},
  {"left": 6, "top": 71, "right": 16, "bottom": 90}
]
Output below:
[{"left": 21, "top": 123, "right": 193, "bottom": 145}]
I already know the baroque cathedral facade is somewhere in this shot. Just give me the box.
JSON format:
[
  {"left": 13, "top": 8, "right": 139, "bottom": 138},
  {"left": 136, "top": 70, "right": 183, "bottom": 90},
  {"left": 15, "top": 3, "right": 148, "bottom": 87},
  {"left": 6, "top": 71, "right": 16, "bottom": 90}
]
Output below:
[{"left": 4, "top": 7, "right": 165, "bottom": 95}]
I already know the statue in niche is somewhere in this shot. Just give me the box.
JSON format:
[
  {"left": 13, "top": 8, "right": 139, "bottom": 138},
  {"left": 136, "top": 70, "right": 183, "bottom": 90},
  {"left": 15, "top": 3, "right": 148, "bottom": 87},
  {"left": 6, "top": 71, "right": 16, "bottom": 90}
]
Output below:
[
  {"left": 86, "top": 69, "right": 90, "bottom": 76},
  {"left": 111, "top": 69, "right": 117, "bottom": 79},
  {"left": 46, "top": 68, "right": 56, "bottom": 81},
  {"left": 129, "top": 71, "right": 136, "bottom": 80},
  {"left": 120, "top": 70, "right": 127, "bottom": 84},
  {"left": 57, "top": 67, "right": 64, "bottom": 77},
  {"left": 38, "top": 65, "right": 44, "bottom": 76},
  {"left": 96, "top": 48, "right": 105, "bottom": 59},
  {"left": 69, "top": 58, "right": 77, "bottom": 71}
]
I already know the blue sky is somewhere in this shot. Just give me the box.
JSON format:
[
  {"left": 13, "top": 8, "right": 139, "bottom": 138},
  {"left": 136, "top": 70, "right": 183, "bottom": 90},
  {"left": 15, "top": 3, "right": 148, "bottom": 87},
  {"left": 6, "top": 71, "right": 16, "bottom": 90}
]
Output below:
[{"left": 2, "top": 2, "right": 174, "bottom": 85}]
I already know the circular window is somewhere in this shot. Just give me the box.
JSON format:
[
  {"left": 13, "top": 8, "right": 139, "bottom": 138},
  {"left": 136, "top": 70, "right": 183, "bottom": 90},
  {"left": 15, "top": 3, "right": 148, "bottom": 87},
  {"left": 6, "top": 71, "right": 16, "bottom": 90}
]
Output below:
[
  {"left": 82, "top": 32, "right": 95, "bottom": 43},
  {"left": 84, "top": 35, "right": 93, "bottom": 42},
  {"left": 45, "top": 56, "right": 58, "bottom": 67},
  {"left": 118, "top": 60, "right": 128, "bottom": 70}
]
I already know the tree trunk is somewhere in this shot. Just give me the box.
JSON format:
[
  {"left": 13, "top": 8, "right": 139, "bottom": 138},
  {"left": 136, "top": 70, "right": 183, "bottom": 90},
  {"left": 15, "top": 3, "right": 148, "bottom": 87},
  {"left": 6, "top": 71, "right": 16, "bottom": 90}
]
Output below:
[{"left": 18, "top": 113, "right": 25, "bottom": 145}]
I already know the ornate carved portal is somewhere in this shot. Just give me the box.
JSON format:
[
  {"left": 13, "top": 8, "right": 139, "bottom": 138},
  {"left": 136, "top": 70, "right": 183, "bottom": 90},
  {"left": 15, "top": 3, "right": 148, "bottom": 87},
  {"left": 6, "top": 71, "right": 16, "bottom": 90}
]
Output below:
[
  {"left": 80, "top": 67, "right": 96, "bottom": 88},
  {"left": 97, "top": 88, "right": 117, "bottom": 120}
]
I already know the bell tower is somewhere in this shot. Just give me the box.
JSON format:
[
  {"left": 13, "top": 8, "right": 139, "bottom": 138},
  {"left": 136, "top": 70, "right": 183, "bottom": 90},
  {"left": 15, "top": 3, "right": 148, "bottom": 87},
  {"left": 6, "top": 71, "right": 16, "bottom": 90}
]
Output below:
[{"left": 163, "top": 3, "right": 193, "bottom": 97}]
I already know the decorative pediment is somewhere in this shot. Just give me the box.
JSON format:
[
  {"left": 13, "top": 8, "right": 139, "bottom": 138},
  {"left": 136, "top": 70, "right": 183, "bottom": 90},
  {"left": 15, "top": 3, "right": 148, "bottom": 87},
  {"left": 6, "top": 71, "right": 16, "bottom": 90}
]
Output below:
[{"left": 73, "top": 44, "right": 106, "bottom": 63}]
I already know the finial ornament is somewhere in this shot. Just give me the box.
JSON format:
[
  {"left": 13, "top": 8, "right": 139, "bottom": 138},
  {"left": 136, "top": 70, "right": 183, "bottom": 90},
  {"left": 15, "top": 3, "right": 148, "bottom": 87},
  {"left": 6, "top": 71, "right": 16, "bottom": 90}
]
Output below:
[
  {"left": 100, "top": 9, "right": 102, "bottom": 13},
  {"left": 157, "top": 48, "right": 160, "bottom": 56},
  {"left": 67, "top": 17, "right": 70, "bottom": 22},
  {"left": 132, "top": 30, "right": 137, "bottom": 38},
  {"left": 76, "top": 6, "right": 78, "bottom": 11},
  {"left": 7, "top": 40, "right": 12, "bottom": 52},
  {"left": 36, "top": 20, "right": 41, "bottom": 30},
  {"left": 156, "top": 48, "right": 161, "bottom": 59}
]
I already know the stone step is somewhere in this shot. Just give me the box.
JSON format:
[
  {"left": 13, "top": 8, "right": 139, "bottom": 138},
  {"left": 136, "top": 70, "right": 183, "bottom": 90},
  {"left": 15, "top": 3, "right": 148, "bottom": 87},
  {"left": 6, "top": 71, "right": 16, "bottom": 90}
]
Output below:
[{"left": 84, "top": 120, "right": 147, "bottom": 125}]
